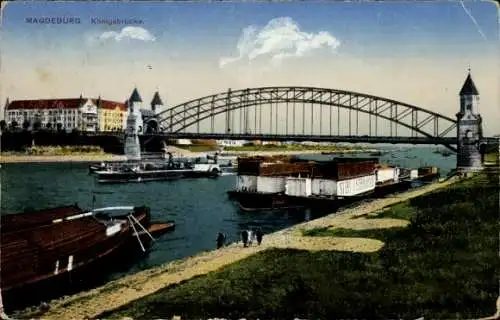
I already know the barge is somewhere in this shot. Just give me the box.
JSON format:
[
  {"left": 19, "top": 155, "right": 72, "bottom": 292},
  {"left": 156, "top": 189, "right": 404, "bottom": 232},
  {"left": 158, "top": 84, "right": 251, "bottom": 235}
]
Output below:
[
  {"left": 0, "top": 205, "right": 169, "bottom": 311},
  {"left": 227, "top": 156, "right": 439, "bottom": 211}
]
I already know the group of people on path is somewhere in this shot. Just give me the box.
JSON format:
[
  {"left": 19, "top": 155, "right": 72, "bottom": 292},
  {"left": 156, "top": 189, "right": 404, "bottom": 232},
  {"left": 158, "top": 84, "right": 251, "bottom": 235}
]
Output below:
[
  {"left": 241, "top": 228, "right": 264, "bottom": 247},
  {"left": 215, "top": 227, "right": 265, "bottom": 249}
]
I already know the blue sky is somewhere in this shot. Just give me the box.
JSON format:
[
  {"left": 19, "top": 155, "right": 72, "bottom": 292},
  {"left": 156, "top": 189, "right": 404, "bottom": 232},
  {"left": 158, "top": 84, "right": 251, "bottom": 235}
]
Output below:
[
  {"left": 1, "top": 1, "right": 498, "bottom": 135},
  {"left": 2, "top": 1, "right": 498, "bottom": 59}
]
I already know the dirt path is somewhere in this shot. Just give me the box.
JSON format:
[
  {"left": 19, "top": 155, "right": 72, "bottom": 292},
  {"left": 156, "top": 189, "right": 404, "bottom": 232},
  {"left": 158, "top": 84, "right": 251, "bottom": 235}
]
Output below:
[{"left": 34, "top": 178, "right": 458, "bottom": 320}]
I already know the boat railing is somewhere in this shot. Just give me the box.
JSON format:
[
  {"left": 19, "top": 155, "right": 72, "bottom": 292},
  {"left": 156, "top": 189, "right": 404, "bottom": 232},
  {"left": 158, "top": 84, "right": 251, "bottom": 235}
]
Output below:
[{"left": 127, "top": 214, "right": 155, "bottom": 252}]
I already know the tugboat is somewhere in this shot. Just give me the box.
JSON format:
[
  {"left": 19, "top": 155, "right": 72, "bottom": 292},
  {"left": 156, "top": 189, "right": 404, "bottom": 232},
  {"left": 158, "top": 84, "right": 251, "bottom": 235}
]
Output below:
[
  {"left": 94, "top": 161, "right": 221, "bottom": 184},
  {"left": 92, "top": 151, "right": 222, "bottom": 184}
]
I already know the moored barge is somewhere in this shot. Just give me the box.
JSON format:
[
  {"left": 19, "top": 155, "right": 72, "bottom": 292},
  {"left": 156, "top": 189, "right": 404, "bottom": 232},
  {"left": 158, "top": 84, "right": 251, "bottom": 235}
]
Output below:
[
  {"left": 0, "top": 205, "right": 161, "bottom": 311},
  {"left": 227, "top": 156, "right": 439, "bottom": 211}
]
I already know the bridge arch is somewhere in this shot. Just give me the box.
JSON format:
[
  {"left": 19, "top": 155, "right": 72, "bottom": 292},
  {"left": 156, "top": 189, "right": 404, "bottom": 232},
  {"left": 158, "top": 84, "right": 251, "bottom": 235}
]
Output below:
[
  {"left": 143, "top": 118, "right": 159, "bottom": 134},
  {"left": 150, "top": 86, "right": 458, "bottom": 150}
]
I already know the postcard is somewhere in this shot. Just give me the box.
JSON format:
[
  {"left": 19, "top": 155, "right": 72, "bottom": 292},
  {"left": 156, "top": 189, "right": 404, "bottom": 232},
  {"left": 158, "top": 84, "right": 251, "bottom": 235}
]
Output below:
[{"left": 0, "top": 1, "right": 498, "bottom": 319}]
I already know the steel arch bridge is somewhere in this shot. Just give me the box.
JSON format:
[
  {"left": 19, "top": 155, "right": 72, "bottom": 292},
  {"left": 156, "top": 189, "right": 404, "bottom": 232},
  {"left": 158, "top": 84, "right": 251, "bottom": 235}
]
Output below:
[{"left": 143, "top": 86, "right": 459, "bottom": 151}]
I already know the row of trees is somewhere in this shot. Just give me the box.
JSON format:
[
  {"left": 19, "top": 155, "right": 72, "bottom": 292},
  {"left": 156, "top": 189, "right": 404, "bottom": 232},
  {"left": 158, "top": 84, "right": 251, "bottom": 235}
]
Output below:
[
  {"left": 0, "top": 119, "right": 66, "bottom": 132},
  {"left": 0, "top": 120, "right": 124, "bottom": 133},
  {"left": 0, "top": 130, "right": 126, "bottom": 153}
]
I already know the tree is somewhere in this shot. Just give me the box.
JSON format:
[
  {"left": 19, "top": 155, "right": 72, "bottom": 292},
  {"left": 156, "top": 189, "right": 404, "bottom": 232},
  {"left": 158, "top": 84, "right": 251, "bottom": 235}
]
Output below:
[
  {"left": 0, "top": 120, "right": 6, "bottom": 132},
  {"left": 10, "top": 121, "right": 18, "bottom": 130},
  {"left": 33, "top": 121, "right": 42, "bottom": 131},
  {"left": 22, "top": 120, "right": 30, "bottom": 131},
  {"left": 56, "top": 123, "right": 63, "bottom": 132}
]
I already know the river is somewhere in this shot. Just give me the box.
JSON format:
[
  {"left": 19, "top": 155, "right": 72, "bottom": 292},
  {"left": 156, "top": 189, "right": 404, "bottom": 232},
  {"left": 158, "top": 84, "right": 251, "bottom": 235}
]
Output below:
[{"left": 1, "top": 145, "right": 455, "bottom": 283}]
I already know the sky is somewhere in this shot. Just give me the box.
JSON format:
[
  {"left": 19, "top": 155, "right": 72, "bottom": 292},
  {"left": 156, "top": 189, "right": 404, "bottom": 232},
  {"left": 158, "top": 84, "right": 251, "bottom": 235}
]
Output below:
[{"left": 0, "top": 1, "right": 498, "bottom": 136}]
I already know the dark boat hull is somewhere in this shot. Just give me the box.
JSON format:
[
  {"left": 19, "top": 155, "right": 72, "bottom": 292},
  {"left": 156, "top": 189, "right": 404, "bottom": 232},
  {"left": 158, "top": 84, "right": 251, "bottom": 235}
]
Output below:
[
  {"left": 96, "top": 169, "right": 219, "bottom": 184},
  {"left": 418, "top": 172, "right": 440, "bottom": 182},
  {"left": 227, "top": 191, "right": 347, "bottom": 212},
  {"left": 228, "top": 179, "right": 418, "bottom": 212},
  {"left": 2, "top": 228, "right": 153, "bottom": 313},
  {"left": 372, "top": 179, "right": 413, "bottom": 197},
  {"left": 1, "top": 207, "right": 152, "bottom": 312}
]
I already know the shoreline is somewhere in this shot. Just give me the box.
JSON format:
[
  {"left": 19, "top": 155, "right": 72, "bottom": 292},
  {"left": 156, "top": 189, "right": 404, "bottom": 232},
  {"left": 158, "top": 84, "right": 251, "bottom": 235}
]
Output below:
[
  {"left": 0, "top": 154, "right": 128, "bottom": 164},
  {"left": 29, "top": 177, "right": 459, "bottom": 320},
  {"left": 220, "top": 148, "right": 378, "bottom": 157},
  {"left": 0, "top": 148, "right": 378, "bottom": 164}
]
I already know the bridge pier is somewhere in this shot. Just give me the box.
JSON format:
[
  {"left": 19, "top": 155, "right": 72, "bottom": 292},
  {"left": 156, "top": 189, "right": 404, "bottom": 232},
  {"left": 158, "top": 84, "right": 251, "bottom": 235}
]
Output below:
[
  {"left": 124, "top": 88, "right": 144, "bottom": 160},
  {"left": 124, "top": 134, "right": 141, "bottom": 160}
]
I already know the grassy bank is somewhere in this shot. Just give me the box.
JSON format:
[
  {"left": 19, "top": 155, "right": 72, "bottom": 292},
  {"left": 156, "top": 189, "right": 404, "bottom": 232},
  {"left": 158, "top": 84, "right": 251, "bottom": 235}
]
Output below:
[
  {"left": 1, "top": 145, "right": 105, "bottom": 156},
  {"left": 485, "top": 151, "right": 499, "bottom": 164},
  {"left": 101, "top": 169, "right": 499, "bottom": 319},
  {"left": 0, "top": 145, "right": 127, "bottom": 163}
]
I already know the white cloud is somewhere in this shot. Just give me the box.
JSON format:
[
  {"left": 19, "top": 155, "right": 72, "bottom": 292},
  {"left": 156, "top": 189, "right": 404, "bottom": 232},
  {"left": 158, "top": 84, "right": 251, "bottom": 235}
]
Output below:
[
  {"left": 90, "top": 26, "right": 156, "bottom": 44},
  {"left": 220, "top": 17, "right": 340, "bottom": 68}
]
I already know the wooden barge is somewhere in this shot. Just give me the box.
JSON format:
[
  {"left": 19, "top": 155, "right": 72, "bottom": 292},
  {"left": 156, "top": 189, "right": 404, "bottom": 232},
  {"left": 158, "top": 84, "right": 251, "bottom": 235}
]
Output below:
[
  {"left": 228, "top": 156, "right": 439, "bottom": 211},
  {"left": 0, "top": 205, "right": 173, "bottom": 312}
]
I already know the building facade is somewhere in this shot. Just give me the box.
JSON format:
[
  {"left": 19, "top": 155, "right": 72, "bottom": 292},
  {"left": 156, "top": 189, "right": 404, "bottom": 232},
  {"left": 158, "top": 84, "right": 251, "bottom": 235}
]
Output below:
[
  {"left": 97, "top": 98, "right": 128, "bottom": 132},
  {"left": 3, "top": 97, "right": 126, "bottom": 132}
]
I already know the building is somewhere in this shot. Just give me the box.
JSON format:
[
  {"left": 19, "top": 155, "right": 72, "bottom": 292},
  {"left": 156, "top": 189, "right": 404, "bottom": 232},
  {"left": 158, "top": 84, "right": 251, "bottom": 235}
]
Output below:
[
  {"left": 176, "top": 139, "right": 192, "bottom": 145},
  {"left": 262, "top": 141, "right": 282, "bottom": 146},
  {"left": 4, "top": 97, "right": 97, "bottom": 132},
  {"left": 3, "top": 96, "right": 126, "bottom": 132},
  {"left": 216, "top": 140, "right": 248, "bottom": 147},
  {"left": 97, "top": 97, "right": 128, "bottom": 132}
]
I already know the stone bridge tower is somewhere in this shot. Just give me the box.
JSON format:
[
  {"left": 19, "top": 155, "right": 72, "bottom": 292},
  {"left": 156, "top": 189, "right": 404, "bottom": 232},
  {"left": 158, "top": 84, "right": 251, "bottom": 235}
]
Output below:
[{"left": 456, "top": 70, "right": 483, "bottom": 172}]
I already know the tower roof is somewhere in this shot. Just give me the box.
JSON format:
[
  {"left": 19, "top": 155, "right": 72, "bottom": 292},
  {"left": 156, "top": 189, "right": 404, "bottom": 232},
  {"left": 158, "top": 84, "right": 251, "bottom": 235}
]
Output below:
[
  {"left": 459, "top": 73, "right": 479, "bottom": 96},
  {"left": 129, "top": 88, "right": 143, "bottom": 102},
  {"left": 151, "top": 91, "right": 163, "bottom": 106}
]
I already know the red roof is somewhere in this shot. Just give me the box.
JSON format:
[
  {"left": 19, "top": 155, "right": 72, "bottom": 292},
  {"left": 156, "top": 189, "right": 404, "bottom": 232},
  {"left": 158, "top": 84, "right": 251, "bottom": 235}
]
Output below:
[
  {"left": 99, "top": 100, "right": 127, "bottom": 111},
  {"left": 6, "top": 98, "right": 127, "bottom": 111}
]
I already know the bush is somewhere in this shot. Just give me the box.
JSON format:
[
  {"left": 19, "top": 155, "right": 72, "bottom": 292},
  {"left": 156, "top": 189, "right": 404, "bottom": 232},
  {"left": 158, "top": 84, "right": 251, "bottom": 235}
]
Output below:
[{"left": 24, "top": 145, "right": 104, "bottom": 155}]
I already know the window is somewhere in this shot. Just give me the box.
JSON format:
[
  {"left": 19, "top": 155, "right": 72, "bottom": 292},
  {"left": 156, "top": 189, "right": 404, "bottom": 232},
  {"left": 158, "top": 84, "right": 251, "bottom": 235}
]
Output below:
[{"left": 466, "top": 104, "right": 472, "bottom": 111}]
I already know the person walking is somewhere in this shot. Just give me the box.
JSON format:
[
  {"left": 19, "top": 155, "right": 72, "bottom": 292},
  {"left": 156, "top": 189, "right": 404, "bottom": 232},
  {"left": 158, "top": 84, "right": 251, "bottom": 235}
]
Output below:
[
  {"left": 247, "top": 229, "right": 253, "bottom": 246},
  {"left": 256, "top": 227, "right": 264, "bottom": 246},
  {"left": 241, "top": 230, "right": 248, "bottom": 247},
  {"left": 216, "top": 232, "right": 225, "bottom": 249}
]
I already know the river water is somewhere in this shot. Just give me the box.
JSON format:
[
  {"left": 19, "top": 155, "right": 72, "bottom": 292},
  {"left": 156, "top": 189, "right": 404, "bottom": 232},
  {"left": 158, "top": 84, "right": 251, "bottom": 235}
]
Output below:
[{"left": 1, "top": 145, "right": 455, "bottom": 283}]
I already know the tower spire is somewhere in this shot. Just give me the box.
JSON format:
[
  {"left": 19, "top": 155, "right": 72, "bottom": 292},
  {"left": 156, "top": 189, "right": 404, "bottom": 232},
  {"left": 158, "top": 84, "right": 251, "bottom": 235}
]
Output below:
[{"left": 459, "top": 71, "right": 479, "bottom": 96}]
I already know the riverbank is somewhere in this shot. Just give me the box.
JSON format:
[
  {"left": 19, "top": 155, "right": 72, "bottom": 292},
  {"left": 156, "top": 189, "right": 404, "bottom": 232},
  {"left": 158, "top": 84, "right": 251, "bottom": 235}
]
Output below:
[
  {"left": 0, "top": 153, "right": 127, "bottom": 164},
  {"left": 163, "top": 145, "right": 377, "bottom": 158},
  {"left": 18, "top": 172, "right": 489, "bottom": 320},
  {"left": 220, "top": 149, "right": 377, "bottom": 157},
  {"left": 99, "top": 169, "right": 497, "bottom": 319}
]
